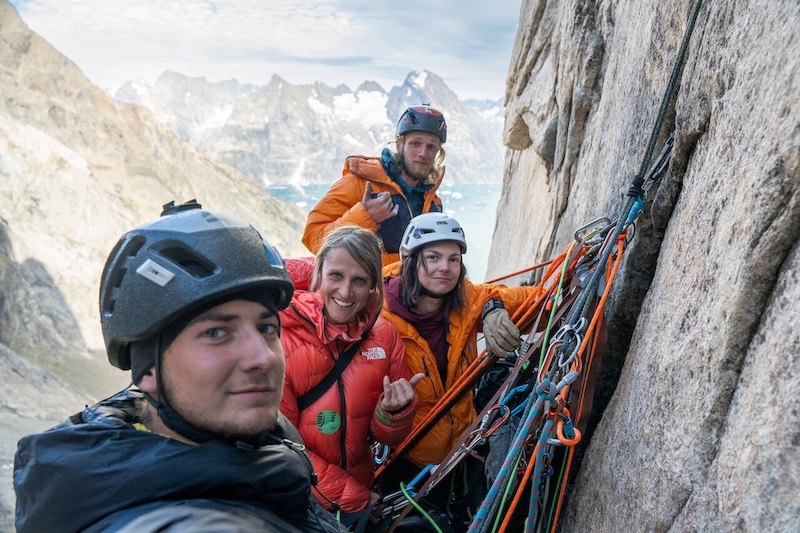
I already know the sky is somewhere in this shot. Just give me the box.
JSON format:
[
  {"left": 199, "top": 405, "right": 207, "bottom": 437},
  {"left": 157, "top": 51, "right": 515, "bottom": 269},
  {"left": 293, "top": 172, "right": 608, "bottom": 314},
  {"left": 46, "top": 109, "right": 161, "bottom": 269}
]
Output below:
[{"left": 9, "top": 0, "right": 522, "bottom": 101}]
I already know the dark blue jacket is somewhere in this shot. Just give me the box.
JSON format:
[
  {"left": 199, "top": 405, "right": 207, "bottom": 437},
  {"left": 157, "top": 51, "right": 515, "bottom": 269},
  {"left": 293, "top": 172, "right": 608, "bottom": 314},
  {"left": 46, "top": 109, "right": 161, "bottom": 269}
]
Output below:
[{"left": 14, "top": 389, "right": 347, "bottom": 533}]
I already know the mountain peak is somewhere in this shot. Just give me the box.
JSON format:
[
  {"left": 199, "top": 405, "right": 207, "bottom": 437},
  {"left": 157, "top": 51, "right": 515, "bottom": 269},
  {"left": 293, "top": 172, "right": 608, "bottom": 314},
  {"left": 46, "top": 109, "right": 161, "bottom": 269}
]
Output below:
[{"left": 114, "top": 70, "right": 505, "bottom": 186}]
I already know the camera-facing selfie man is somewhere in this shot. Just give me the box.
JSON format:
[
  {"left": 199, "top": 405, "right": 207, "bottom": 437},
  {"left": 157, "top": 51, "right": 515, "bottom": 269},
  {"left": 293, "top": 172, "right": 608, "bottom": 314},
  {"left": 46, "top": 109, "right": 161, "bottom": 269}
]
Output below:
[{"left": 14, "top": 200, "right": 348, "bottom": 533}]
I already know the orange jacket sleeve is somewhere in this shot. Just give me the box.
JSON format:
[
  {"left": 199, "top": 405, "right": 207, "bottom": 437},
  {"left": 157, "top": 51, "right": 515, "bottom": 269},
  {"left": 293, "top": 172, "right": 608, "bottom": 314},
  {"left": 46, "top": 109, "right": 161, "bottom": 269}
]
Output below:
[{"left": 302, "top": 175, "right": 378, "bottom": 254}]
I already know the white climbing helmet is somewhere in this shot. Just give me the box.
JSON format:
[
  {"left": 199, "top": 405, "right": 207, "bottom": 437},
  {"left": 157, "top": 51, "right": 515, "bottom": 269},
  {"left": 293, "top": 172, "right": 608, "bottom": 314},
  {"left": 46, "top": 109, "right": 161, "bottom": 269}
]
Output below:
[{"left": 400, "top": 213, "right": 467, "bottom": 257}]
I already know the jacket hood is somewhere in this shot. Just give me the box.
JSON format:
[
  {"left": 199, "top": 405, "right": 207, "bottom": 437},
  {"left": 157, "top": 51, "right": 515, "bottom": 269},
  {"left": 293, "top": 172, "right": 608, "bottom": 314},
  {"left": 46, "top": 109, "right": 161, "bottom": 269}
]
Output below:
[{"left": 343, "top": 155, "right": 394, "bottom": 186}]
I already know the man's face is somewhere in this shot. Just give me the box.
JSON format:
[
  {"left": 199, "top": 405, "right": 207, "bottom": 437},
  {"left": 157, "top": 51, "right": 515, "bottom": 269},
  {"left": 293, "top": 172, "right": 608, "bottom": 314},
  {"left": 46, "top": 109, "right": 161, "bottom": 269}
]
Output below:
[
  {"left": 397, "top": 131, "right": 441, "bottom": 182},
  {"left": 153, "top": 299, "right": 285, "bottom": 440}
]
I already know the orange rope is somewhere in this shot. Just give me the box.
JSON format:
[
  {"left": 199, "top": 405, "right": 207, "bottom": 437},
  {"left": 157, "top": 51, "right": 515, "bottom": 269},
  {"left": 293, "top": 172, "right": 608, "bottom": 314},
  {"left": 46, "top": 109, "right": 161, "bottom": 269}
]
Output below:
[{"left": 485, "top": 258, "right": 557, "bottom": 284}]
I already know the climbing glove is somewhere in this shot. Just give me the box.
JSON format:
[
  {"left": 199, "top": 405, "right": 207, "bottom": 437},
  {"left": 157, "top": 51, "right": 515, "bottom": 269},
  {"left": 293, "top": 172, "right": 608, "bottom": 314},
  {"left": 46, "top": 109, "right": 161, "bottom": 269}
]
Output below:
[{"left": 483, "top": 308, "right": 520, "bottom": 355}]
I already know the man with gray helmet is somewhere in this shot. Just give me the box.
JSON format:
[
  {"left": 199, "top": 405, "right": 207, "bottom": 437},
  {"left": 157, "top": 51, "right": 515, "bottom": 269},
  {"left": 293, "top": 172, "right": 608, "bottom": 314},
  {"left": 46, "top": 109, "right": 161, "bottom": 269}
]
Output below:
[
  {"left": 303, "top": 105, "right": 448, "bottom": 266},
  {"left": 13, "top": 200, "right": 348, "bottom": 533}
]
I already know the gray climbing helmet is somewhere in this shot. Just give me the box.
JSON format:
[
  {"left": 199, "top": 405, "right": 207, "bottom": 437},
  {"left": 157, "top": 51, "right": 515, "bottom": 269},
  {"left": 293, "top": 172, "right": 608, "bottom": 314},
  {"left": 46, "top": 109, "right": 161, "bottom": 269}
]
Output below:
[
  {"left": 397, "top": 105, "right": 447, "bottom": 143},
  {"left": 99, "top": 200, "right": 294, "bottom": 370}
]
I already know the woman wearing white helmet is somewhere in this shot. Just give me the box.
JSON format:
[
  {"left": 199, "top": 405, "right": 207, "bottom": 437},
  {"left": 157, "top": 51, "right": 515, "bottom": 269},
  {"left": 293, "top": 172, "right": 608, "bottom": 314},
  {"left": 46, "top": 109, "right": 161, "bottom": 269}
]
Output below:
[{"left": 380, "top": 213, "right": 534, "bottom": 473}]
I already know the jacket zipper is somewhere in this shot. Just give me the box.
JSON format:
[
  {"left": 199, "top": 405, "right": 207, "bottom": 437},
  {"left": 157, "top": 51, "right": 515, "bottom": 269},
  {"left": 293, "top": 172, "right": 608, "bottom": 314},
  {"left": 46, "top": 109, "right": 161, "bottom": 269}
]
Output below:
[
  {"left": 421, "top": 357, "right": 439, "bottom": 400},
  {"left": 260, "top": 433, "right": 318, "bottom": 486}
]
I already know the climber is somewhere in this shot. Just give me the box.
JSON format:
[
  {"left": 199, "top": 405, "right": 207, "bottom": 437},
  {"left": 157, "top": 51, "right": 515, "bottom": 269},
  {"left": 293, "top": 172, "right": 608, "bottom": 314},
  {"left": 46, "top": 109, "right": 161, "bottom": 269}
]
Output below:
[
  {"left": 278, "top": 225, "right": 424, "bottom": 531},
  {"left": 377, "top": 213, "right": 536, "bottom": 523},
  {"left": 13, "top": 200, "right": 348, "bottom": 533},
  {"left": 302, "top": 105, "right": 448, "bottom": 265}
]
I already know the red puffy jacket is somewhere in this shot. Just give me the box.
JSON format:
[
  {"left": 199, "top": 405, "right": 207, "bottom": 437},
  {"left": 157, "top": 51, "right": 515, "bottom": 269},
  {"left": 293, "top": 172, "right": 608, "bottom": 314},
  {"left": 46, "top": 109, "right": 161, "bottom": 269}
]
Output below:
[{"left": 279, "top": 259, "right": 417, "bottom": 513}]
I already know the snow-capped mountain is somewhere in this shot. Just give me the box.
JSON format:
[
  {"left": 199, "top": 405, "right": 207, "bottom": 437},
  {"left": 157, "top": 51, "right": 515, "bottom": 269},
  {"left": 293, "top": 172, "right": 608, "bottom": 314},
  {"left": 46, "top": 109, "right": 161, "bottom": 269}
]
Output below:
[{"left": 114, "top": 70, "right": 505, "bottom": 186}]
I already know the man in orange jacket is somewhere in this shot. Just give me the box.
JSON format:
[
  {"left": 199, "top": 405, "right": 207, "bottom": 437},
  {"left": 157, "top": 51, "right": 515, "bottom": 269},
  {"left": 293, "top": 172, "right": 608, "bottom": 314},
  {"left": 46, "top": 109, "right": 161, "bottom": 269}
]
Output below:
[{"left": 303, "top": 105, "right": 448, "bottom": 265}]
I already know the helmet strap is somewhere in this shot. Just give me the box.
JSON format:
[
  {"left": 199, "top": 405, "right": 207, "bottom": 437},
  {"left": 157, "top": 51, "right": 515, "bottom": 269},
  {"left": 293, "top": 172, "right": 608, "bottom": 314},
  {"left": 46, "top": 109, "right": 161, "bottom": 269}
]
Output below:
[
  {"left": 152, "top": 395, "right": 217, "bottom": 444},
  {"left": 420, "top": 286, "right": 452, "bottom": 299},
  {"left": 146, "top": 336, "right": 218, "bottom": 445}
]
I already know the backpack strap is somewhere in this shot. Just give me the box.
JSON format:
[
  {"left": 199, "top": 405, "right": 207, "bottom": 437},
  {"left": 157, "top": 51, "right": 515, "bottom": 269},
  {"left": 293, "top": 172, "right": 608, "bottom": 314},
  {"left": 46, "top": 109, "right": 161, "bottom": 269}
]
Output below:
[{"left": 297, "top": 338, "right": 365, "bottom": 411}]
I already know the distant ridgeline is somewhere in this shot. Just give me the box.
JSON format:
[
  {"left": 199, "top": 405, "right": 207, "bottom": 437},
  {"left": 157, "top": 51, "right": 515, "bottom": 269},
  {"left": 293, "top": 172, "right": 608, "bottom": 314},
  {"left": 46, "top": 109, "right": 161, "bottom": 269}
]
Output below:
[{"left": 113, "top": 70, "right": 506, "bottom": 187}]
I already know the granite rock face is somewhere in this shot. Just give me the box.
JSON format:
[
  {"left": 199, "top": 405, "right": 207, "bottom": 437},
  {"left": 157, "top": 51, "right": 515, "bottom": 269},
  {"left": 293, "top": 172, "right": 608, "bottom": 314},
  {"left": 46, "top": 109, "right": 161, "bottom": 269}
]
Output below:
[
  {"left": 0, "top": 0, "right": 307, "bottom": 364},
  {"left": 489, "top": 1, "right": 799, "bottom": 531}
]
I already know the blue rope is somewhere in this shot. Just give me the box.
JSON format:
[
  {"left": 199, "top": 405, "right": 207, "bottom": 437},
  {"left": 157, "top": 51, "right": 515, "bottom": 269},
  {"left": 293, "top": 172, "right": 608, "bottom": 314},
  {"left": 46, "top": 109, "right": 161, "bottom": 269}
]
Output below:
[
  {"left": 469, "top": 379, "right": 558, "bottom": 533},
  {"left": 526, "top": 418, "right": 554, "bottom": 532}
]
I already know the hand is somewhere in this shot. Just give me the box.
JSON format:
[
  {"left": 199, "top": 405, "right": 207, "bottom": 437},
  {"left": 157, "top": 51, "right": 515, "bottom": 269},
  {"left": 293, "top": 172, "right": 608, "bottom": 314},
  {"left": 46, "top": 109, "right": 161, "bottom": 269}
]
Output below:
[
  {"left": 368, "top": 491, "right": 385, "bottom": 525},
  {"left": 369, "top": 491, "right": 381, "bottom": 507},
  {"left": 362, "top": 182, "right": 399, "bottom": 224},
  {"left": 483, "top": 308, "right": 520, "bottom": 355},
  {"left": 378, "top": 373, "right": 424, "bottom": 413}
]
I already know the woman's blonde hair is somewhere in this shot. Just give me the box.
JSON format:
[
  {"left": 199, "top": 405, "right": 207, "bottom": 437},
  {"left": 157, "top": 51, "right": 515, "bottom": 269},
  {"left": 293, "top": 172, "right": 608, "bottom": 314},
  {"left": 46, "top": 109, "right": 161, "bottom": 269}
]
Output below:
[{"left": 311, "top": 225, "right": 385, "bottom": 305}]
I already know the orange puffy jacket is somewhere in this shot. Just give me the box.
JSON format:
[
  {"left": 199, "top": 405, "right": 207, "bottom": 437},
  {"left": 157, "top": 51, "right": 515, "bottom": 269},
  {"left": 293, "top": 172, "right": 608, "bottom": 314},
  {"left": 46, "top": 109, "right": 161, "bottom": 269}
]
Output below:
[
  {"left": 302, "top": 155, "right": 444, "bottom": 265},
  {"left": 380, "top": 267, "right": 535, "bottom": 468},
  {"left": 279, "top": 259, "right": 417, "bottom": 513}
]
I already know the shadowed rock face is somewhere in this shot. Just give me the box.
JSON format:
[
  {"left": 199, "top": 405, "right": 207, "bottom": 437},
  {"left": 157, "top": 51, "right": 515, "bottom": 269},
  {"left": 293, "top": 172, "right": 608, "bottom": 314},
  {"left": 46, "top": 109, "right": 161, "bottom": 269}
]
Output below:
[{"left": 490, "top": 1, "right": 799, "bottom": 531}]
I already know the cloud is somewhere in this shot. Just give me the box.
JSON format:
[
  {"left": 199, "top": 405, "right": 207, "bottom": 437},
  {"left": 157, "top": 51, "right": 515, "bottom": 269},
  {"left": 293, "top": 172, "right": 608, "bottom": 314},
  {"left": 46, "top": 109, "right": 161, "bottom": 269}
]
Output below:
[{"left": 9, "top": 0, "right": 520, "bottom": 100}]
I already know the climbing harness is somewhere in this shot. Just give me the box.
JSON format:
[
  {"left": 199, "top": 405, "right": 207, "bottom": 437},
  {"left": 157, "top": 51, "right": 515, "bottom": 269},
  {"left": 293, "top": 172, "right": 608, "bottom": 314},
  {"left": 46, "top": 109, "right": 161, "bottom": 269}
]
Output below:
[{"left": 374, "top": 1, "right": 704, "bottom": 531}]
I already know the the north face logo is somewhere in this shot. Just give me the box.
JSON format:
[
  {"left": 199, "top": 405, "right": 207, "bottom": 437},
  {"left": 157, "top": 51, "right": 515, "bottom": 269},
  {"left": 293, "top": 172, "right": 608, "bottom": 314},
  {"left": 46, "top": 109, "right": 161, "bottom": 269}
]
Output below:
[{"left": 361, "top": 347, "right": 387, "bottom": 360}]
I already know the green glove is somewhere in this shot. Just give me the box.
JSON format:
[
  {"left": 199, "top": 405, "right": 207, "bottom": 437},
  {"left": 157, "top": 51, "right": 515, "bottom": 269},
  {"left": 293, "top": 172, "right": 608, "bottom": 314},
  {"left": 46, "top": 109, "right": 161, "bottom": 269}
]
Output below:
[{"left": 483, "top": 308, "right": 520, "bottom": 355}]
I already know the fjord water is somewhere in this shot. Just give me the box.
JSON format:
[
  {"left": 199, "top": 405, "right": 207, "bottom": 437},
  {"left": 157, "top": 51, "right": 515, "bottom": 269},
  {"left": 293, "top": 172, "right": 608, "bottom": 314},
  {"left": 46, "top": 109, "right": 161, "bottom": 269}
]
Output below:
[{"left": 266, "top": 183, "right": 502, "bottom": 282}]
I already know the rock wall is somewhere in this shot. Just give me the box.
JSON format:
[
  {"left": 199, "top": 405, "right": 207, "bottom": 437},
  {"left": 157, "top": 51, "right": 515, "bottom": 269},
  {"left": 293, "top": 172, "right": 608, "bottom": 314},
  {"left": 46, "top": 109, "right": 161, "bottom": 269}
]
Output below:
[
  {"left": 0, "top": 0, "right": 308, "bottom": 365},
  {"left": 489, "top": 0, "right": 799, "bottom": 530}
]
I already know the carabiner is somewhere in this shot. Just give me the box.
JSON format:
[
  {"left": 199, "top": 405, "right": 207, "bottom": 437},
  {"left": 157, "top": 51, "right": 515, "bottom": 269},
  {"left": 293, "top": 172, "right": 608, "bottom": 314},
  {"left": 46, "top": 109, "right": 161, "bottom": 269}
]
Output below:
[
  {"left": 372, "top": 443, "right": 389, "bottom": 465},
  {"left": 479, "top": 404, "right": 510, "bottom": 439},
  {"left": 574, "top": 217, "right": 611, "bottom": 242}
]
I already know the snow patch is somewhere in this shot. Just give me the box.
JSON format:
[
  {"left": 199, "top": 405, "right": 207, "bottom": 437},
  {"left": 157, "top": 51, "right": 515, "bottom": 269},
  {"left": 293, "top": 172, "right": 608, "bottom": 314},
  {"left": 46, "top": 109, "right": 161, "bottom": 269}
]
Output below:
[
  {"left": 410, "top": 71, "right": 428, "bottom": 88},
  {"left": 342, "top": 133, "right": 362, "bottom": 147},
  {"left": 332, "top": 90, "right": 390, "bottom": 130},
  {"left": 308, "top": 96, "right": 333, "bottom": 116},
  {"left": 289, "top": 158, "right": 306, "bottom": 187}
]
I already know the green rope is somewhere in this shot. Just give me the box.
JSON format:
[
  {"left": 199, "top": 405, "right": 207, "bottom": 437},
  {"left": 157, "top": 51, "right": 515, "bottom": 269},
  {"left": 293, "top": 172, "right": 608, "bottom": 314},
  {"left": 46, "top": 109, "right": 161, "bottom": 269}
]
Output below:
[
  {"left": 543, "top": 450, "right": 570, "bottom": 531},
  {"left": 538, "top": 241, "right": 577, "bottom": 369},
  {"left": 399, "top": 482, "right": 444, "bottom": 533},
  {"left": 489, "top": 455, "right": 522, "bottom": 533}
]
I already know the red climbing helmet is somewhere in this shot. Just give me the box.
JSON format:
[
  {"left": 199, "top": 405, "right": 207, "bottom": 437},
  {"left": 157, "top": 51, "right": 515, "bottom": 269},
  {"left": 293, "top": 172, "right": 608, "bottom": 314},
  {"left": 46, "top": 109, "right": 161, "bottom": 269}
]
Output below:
[{"left": 397, "top": 105, "right": 447, "bottom": 143}]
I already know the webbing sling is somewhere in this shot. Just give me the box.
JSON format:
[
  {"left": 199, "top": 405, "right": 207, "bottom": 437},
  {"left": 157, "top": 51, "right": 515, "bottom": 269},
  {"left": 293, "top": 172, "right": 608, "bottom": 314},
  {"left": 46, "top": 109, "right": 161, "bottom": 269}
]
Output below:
[{"left": 297, "top": 338, "right": 365, "bottom": 411}]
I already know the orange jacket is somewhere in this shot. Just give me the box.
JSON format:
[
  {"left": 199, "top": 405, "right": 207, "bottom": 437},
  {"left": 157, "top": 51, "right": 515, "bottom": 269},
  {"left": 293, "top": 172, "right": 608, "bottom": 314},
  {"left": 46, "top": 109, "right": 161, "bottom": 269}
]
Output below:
[
  {"left": 302, "top": 155, "right": 444, "bottom": 265},
  {"left": 279, "top": 259, "right": 417, "bottom": 513},
  {"left": 380, "top": 268, "right": 535, "bottom": 467}
]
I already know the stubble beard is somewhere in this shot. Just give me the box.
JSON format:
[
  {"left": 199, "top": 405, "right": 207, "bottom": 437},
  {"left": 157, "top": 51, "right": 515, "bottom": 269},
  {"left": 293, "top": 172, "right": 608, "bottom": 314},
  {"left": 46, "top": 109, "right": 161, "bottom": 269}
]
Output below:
[
  {"left": 397, "top": 153, "right": 434, "bottom": 183},
  {"left": 160, "top": 371, "right": 279, "bottom": 441}
]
